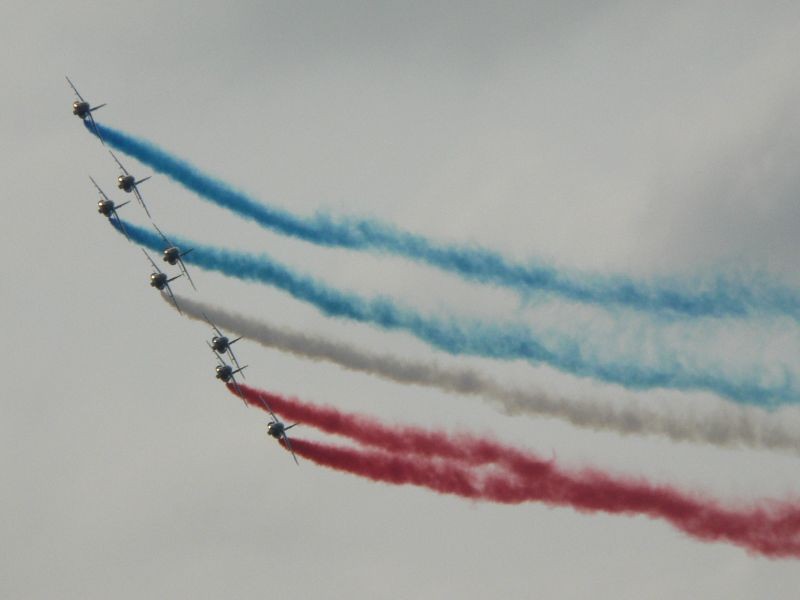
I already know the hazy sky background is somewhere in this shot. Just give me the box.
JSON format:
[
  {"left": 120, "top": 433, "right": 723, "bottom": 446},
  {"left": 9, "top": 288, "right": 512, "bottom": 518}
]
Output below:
[{"left": 3, "top": 2, "right": 800, "bottom": 598}]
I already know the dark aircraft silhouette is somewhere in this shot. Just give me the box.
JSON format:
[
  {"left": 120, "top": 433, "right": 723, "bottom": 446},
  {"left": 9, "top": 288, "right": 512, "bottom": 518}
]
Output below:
[
  {"left": 143, "top": 249, "right": 182, "bottom": 313},
  {"left": 90, "top": 176, "right": 129, "bottom": 239},
  {"left": 66, "top": 76, "right": 105, "bottom": 141},
  {"left": 215, "top": 357, "right": 247, "bottom": 401},
  {"left": 153, "top": 224, "right": 196, "bottom": 290},
  {"left": 257, "top": 394, "right": 299, "bottom": 465},
  {"left": 110, "top": 151, "right": 152, "bottom": 217},
  {"left": 202, "top": 313, "right": 243, "bottom": 373}
]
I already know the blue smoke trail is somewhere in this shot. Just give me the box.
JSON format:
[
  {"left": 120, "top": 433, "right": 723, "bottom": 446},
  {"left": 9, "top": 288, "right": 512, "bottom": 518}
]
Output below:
[
  {"left": 87, "top": 121, "right": 800, "bottom": 321},
  {"left": 114, "top": 218, "right": 797, "bottom": 407}
]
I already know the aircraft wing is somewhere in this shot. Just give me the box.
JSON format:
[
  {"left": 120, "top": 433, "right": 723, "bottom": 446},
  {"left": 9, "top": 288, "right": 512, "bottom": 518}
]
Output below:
[
  {"left": 283, "top": 433, "right": 299, "bottom": 465},
  {"left": 164, "top": 282, "right": 182, "bottom": 315},
  {"left": 111, "top": 210, "right": 130, "bottom": 241},
  {"left": 86, "top": 112, "right": 105, "bottom": 144},
  {"left": 152, "top": 223, "right": 171, "bottom": 246},
  {"left": 202, "top": 313, "right": 225, "bottom": 340},
  {"left": 142, "top": 248, "right": 161, "bottom": 273},
  {"left": 256, "top": 394, "right": 279, "bottom": 422},
  {"left": 109, "top": 150, "right": 129, "bottom": 175},
  {"left": 89, "top": 176, "right": 110, "bottom": 201},
  {"left": 134, "top": 190, "right": 152, "bottom": 218},
  {"left": 230, "top": 376, "right": 247, "bottom": 404},
  {"left": 227, "top": 347, "right": 243, "bottom": 374},
  {"left": 65, "top": 76, "right": 84, "bottom": 101},
  {"left": 177, "top": 258, "right": 197, "bottom": 291},
  {"left": 212, "top": 350, "right": 226, "bottom": 367}
]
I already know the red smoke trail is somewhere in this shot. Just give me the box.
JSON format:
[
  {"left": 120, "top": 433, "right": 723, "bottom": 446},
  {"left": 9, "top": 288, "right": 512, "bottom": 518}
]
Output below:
[
  {"left": 232, "top": 383, "right": 530, "bottom": 468},
  {"left": 288, "top": 437, "right": 800, "bottom": 559},
  {"left": 232, "top": 384, "right": 800, "bottom": 558},
  {"left": 285, "top": 438, "right": 484, "bottom": 497}
]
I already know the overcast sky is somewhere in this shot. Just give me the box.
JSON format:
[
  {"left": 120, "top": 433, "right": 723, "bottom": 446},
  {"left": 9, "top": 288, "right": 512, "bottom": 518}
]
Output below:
[{"left": 3, "top": 2, "right": 800, "bottom": 598}]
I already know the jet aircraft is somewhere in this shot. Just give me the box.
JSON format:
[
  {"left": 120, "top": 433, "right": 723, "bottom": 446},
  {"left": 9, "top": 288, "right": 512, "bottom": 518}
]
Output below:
[
  {"left": 90, "top": 176, "right": 130, "bottom": 239},
  {"left": 152, "top": 224, "right": 196, "bottom": 290},
  {"left": 110, "top": 151, "right": 152, "bottom": 216},
  {"left": 257, "top": 394, "right": 299, "bottom": 465},
  {"left": 215, "top": 358, "right": 248, "bottom": 400},
  {"left": 202, "top": 314, "right": 243, "bottom": 373},
  {"left": 143, "top": 249, "right": 182, "bottom": 313},
  {"left": 66, "top": 76, "right": 105, "bottom": 141}
]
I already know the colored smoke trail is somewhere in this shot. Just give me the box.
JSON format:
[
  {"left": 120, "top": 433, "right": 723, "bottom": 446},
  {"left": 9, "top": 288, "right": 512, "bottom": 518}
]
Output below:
[
  {"left": 233, "top": 382, "right": 518, "bottom": 467},
  {"left": 170, "top": 294, "right": 800, "bottom": 453},
  {"left": 88, "top": 120, "right": 800, "bottom": 321},
  {"left": 116, "top": 218, "right": 797, "bottom": 406},
  {"left": 285, "top": 438, "right": 800, "bottom": 558},
  {"left": 237, "top": 383, "right": 800, "bottom": 557}
]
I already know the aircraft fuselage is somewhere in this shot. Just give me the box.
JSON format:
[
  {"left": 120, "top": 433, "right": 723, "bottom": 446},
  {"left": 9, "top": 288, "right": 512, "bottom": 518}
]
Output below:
[
  {"left": 267, "top": 422, "right": 285, "bottom": 439},
  {"left": 150, "top": 273, "right": 167, "bottom": 289},
  {"left": 211, "top": 336, "right": 230, "bottom": 353},
  {"left": 163, "top": 247, "right": 180, "bottom": 264},
  {"left": 73, "top": 101, "right": 90, "bottom": 119},
  {"left": 118, "top": 175, "right": 135, "bottom": 192},
  {"left": 216, "top": 365, "right": 233, "bottom": 381},
  {"left": 98, "top": 200, "right": 114, "bottom": 216}
]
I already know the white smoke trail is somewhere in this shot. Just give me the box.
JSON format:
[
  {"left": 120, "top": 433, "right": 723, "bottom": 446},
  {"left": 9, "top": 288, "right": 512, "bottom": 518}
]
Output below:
[{"left": 167, "top": 293, "right": 800, "bottom": 455}]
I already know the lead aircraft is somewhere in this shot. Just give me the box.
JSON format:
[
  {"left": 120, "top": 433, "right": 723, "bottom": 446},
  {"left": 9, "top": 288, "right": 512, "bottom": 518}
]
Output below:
[{"left": 66, "top": 76, "right": 105, "bottom": 141}]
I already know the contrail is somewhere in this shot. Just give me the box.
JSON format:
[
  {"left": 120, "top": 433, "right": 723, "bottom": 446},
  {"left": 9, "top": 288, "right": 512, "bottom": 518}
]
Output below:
[
  {"left": 88, "top": 120, "right": 800, "bottom": 321},
  {"left": 118, "top": 218, "right": 797, "bottom": 406},
  {"left": 170, "top": 294, "right": 800, "bottom": 453},
  {"left": 283, "top": 438, "right": 800, "bottom": 558}
]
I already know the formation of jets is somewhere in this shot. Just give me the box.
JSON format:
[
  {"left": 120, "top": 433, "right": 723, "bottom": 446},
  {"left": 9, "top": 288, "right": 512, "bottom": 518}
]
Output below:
[{"left": 70, "top": 77, "right": 298, "bottom": 464}]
